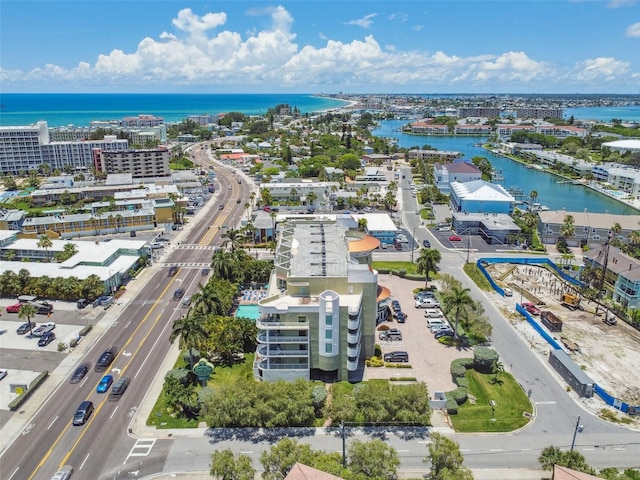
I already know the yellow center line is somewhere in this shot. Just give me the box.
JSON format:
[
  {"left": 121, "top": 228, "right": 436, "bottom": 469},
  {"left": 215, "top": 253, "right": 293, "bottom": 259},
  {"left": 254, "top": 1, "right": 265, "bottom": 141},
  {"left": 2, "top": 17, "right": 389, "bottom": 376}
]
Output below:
[{"left": 28, "top": 273, "right": 180, "bottom": 479}]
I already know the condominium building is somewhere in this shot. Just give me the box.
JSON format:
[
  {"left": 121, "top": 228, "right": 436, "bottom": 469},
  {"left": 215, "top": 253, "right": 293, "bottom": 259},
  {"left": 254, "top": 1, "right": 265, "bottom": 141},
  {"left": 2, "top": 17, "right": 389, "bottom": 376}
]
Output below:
[
  {"left": 456, "top": 107, "right": 501, "bottom": 118},
  {"left": 120, "top": 115, "right": 164, "bottom": 128},
  {"left": 583, "top": 245, "right": 640, "bottom": 310},
  {"left": 515, "top": 107, "right": 563, "bottom": 119},
  {"left": 96, "top": 147, "right": 171, "bottom": 178},
  {"left": 408, "top": 149, "right": 462, "bottom": 162},
  {"left": 254, "top": 219, "right": 381, "bottom": 382}
]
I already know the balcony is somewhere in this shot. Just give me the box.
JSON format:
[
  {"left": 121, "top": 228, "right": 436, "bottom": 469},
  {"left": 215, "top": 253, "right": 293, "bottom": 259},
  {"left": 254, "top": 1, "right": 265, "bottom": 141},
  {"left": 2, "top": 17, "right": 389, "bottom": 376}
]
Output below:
[
  {"left": 348, "top": 315, "right": 361, "bottom": 330},
  {"left": 257, "top": 345, "right": 309, "bottom": 357},
  {"left": 347, "top": 329, "right": 361, "bottom": 344},
  {"left": 257, "top": 333, "right": 309, "bottom": 344},
  {"left": 256, "top": 317, "right": 309, "bottom": 330},
  {"left": 347, "top": 343, "right": 362, "bottom": 371},
  {"left": 254, "top": 359, "right": 309, "bottom": 370},
  {"left": 347, "top": 342, "right": 361, "bottom": 359}
]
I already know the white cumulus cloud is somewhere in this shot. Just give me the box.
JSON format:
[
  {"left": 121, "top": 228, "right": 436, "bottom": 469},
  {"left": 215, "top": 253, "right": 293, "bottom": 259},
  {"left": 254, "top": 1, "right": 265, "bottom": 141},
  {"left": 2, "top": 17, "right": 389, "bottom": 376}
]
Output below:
[
  {"left": 625, "top": 22, "right": 640, "bottom": 37},
  {"left": 345, "top": 13, "right": 377, "bottom": 28}
]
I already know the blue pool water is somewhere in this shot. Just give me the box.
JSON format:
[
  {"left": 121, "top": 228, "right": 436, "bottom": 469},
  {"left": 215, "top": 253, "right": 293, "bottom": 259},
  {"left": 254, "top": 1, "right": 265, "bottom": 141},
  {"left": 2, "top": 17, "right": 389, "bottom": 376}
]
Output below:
[{"left": 235, "top": 304, "right": 260, "bottom": 320}]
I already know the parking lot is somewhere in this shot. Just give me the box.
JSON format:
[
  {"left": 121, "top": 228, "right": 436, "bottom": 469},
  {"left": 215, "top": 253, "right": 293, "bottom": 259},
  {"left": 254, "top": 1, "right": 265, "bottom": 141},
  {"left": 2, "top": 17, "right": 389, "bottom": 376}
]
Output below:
[
  {"left": 364, "top": 274, "right": 474, "bottom": 395},
  {"left": 0, "top": 299, "right": 106, "bottom": 423}
]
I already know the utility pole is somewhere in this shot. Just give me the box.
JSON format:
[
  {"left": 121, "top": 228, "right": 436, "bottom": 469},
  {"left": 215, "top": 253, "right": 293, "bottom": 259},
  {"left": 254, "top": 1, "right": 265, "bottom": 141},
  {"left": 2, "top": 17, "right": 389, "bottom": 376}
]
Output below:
[
  {"left": 411, "top": 226, "right": 416, "bottom": 263},
  {"left": 570, "top": 416, "right": 584, "bottom": 452},
  {"left": 594, "top": 232, "right": 612, "bottom": 317},
  {"left": 466, "top": 228, "right": 471, "bottom": 264},
  {"left": 340, "top": 421, "right": 346, "bottom": 468}
]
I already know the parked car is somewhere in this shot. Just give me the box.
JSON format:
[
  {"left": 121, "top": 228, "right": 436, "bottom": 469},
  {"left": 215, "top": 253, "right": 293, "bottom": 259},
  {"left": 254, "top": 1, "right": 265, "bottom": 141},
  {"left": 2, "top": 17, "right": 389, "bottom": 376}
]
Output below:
[
  {"left": 522, "top": 302, "right": 541, "bottom": 315},
  {"left": 0, "top": 369, "right": 7, "bottom": 381},
  {"left": 150, "top": 243, "right": 164, "bottom": 249},
  {"left": 32, "top": 322, "right": 56, "bottom": 337},
  {"left": 155, "top": 237, "right": 170, "bottom": 243},
  {"left": 6, "top": 302, "right": 22, "bottom": 313},
  {"left": 76, "top": 298, "right": 88, "bottom": 309},
  {"left": 391, "top": 300, "right": 402, "bottom": 316},
  {"left": 383, "top": 351, "right": 409, "bottom": 363},
  {"left": 503, "top": 287, "right": 513, "bottom": 297},
  {"left": 38, "top": 331, "right": 56, "bottom": 346},
  {"left": 97, "top": 374, "right": 114, "bottom": 393},
  {"left": 449, "top": 235, "right": 462, "bottom": 242},
  {"left": 396, "top": 312, "right": 407, "bottom": 323},
  {"left": 422, "top": 239, "right": 431, "bottom": 248},
  {"left": 434, "top": 328, "right": 455, "bottom": 339},
  {"left": 70, "top": 365, "right": 89, "bottom": 384},
  {"left": 378, "top": 328, "right": 403, "bottom": 341},
  {"left": 16, "top": 321, "right": 36, "bottom": 335},
  {"left": 429, "top": 321, "right": 451, "bottom": 333},
  {"left": 414, "top": 290, "right": 435, "bottom": 301},
  {"left": 415, "top": 298, "right": 440, "bottom": 309}
]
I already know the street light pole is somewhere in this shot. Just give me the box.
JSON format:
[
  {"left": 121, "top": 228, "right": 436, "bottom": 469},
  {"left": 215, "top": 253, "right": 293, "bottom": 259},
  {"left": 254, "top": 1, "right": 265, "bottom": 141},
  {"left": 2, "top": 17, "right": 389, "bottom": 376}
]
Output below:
[
  {"left": 411, "top": 226, "right": 416, "bottom": 263},
  {"left": 340, "top": 421, "right": 346, "bottom": 468},
  {"left": 570, "top": 416, "right": 583, "bottom": 452},
  {"left": 466, "top": 228, "right": 471, "bottom": 264}
]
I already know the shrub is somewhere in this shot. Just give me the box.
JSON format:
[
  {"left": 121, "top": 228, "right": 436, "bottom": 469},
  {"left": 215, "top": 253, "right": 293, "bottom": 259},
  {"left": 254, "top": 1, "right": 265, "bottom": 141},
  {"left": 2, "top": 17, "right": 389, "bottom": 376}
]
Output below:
[
  {"left": 473, "top": 346, "right": 499, "bottom": 373},
  {"left": 445, "top": 386, "right": 468, "bottom": 405},
  {"left": 446, "top": 398, "right": 458, "bottom": 415},
  {"left": 374, "top": 344, "right": 382, "bottom": 358},
  {"left": 165, "top": 368, "right": 192, "bottom": 385},
  {"left": 455, "top": 377, "right": 469, "bottom": 389},
  {"left": 312, "top": 385, "right": 328, "bottom": 415},
  {"left": 69, "top": 338, "right": 78, "bottom": 348},
  {"left": 450, "top": 358, "right": 472, "bottom": 378},
  {"left": 183, "top": 349, "right": 201, "bottom": 364},
  {"left": 79, "top": 324, "right": 92, "bottom": 336},
  {"left": 57, "top": 342, "right": 67, "bottom": 352}
]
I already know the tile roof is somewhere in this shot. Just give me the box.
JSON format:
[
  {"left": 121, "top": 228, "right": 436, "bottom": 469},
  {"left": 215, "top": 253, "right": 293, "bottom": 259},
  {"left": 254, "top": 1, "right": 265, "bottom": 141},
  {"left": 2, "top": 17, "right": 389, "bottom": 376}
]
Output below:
[
  {"left": 552, "top": 465, "right": 603, "bottom": 480},
  {"left": 538, "top": 210, "right": 640, "bottom": 230},
  {"left": 285, "top": 463, "right": 345, "bottom": 480}
]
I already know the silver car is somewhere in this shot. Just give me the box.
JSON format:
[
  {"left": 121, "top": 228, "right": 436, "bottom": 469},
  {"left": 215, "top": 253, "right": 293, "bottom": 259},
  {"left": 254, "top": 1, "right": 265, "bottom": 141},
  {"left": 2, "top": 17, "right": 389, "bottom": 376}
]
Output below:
[{"left": 51, "top": 465, "right": 74, "bottom": 480}]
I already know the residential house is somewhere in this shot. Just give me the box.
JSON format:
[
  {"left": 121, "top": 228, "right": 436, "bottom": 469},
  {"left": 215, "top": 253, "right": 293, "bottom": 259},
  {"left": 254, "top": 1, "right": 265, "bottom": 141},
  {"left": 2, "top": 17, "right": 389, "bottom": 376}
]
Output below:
[{"left": 449, "top": 180, "right": 516, "bottom": 215}]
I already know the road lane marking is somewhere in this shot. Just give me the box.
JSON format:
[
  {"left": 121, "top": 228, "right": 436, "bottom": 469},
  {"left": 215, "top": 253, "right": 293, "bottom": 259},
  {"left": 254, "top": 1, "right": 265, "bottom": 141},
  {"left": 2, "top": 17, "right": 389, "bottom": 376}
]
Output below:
[
  {"left": 535, "top": 401, "right": 557, "bottom": 405},
  {"left": 8, "top": 467, "right": 19, "bottom": 480},
  {"left": 489, "top": 449, "right": 503, "bottom": 452},
  {"left": 47, "top": 416, "right": 58, "bottom": 430},
  {"left": 79, "top": 453, "right": 90, "bottom": 470},
  {"left": 124, "top": 439, "right": 156, "bottom": 463},
  {"left": 79, "top": 377, "right": 88, "bottom": 387},
  {"left": 110, "top": 406, "right": 119, "bottom": 419},
  {"left": 30, "top": 274, "right": 181, "bottom": 478}
]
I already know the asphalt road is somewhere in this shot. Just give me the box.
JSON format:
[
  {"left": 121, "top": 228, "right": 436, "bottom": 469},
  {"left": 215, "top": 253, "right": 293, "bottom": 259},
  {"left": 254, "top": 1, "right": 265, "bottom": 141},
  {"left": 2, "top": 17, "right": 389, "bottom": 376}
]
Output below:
[{"left": 0, "top": 149, "right": 250, "bottom": 480}]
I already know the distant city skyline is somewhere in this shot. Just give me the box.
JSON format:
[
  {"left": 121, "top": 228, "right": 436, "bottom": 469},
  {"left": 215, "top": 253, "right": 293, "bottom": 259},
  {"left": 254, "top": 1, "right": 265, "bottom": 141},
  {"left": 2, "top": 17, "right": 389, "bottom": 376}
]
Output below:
[{"left": 1, "top": 1, "right": 640, "bottom": 94}]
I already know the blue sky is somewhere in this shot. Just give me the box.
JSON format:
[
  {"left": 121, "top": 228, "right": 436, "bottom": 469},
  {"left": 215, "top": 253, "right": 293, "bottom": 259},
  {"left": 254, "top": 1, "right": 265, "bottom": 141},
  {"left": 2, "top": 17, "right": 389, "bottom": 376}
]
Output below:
[{"left": 1, "top": 0, "right": 639, "bottom": 94}]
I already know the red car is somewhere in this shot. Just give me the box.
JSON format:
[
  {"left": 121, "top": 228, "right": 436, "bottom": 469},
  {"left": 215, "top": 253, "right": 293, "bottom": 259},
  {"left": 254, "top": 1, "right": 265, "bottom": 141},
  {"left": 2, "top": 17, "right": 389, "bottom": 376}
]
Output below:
[
  {"left": 6, "top": 303, "right": 22, "bottom": 313},
  {"left": 522, "top": 302, "right": 541, "bottom": 315},
  {"left": 449, "top": 235, "right": 462, "bottom": 242}
]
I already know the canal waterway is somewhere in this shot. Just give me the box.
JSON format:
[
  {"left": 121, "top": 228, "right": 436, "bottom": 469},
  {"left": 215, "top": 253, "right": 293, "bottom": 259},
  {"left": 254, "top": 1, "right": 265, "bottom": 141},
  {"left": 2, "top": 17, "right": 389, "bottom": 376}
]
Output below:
[{"left": 372, "top": 120, "right": 638, "bottom": 215}]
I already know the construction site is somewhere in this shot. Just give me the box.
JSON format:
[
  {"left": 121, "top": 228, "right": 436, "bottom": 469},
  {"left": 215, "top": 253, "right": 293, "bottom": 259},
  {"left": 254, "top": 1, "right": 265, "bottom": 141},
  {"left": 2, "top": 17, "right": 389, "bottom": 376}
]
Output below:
[{"left": 485, "top": 261, "right": 640, "bottom": 424}]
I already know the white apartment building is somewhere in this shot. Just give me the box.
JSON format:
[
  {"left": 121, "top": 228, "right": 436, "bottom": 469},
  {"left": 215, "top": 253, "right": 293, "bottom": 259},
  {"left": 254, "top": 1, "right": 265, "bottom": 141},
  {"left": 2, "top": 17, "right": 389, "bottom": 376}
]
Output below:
[
  {"left": 254, "top": 219, "right": 379, "bottom": 382},
  {"left": 261, "top": 181, "right": 340, "bottom": 208}
]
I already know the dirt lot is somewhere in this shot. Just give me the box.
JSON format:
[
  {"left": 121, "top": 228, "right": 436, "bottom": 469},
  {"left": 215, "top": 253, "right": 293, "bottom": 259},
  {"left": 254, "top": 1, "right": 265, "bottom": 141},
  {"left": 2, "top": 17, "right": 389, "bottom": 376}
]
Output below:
[{"left": 485, "top": 262, "right": 640, "bottom": 415}]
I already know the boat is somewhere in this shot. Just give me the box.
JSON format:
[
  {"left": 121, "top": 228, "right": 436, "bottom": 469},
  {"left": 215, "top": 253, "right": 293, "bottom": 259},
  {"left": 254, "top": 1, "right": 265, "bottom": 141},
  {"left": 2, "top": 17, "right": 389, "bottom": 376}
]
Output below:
[{"left": 527, "top": 202, "right": 549, "bottom": 212}]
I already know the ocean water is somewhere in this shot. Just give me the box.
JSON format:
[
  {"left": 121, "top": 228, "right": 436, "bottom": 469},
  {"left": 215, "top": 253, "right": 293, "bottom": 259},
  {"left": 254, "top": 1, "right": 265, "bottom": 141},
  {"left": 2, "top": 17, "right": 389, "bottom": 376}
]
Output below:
[
  {"left": 0, "top": 93, "right": 351, "bottom": 127},
  {"left": 564, "top": 106, "right": 640, "bottom": 123}
]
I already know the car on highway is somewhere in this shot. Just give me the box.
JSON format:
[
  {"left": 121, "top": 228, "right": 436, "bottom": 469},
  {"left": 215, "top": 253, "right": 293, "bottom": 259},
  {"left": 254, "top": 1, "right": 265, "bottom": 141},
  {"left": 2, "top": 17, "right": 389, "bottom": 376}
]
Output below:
[
  {"left": 522, "top": 302, "right": 541, "bottom": 315},
  {"left": 38, "top": 331, "right": 56, "bottom": 346},
  {"left": 0, "top": 369, "right": 7, "bottom": 381},
  {"left": 218, "top": 204, "right": 224, "bottom": 210},
  {"left": 32, "top": 322, "right": 56, "bottom": 337},
  {"left": 16, "top": 321, "right": 36, "bottom": 335},
  {"left": 201, "top": 268, "right": 210, "bottom": 276},
  {"left": 73, "top": 400, "right": 94, "bottom": 426},
  {"left": 6, "top": 302, "right": 22, "bottom": 313},
  {"left": 97, "top": 374, "right": 114, "bottom": 393},
  {"left": 173, "top": 288, "right": 185, "bottom": 300},
  {"left": 168, "top": 265, "right": 178, "bottom": 277},
  {"left": 97, "top": 347, "right": 117, "bottom": 370},
  {"left": 70, "top": 365, "right": 89, "bottom": 384},
  {"left": 422, "top": 239, "right": 431, "bottom": 248},
  {"left": 449, "top": 235, "right": 462, "bottom": 242},
  {"left": 51, "top": 465, "right": 74, "bottom": 480},
  {"left": 109, "top": 376, "right": 131, "bottom": 399}
]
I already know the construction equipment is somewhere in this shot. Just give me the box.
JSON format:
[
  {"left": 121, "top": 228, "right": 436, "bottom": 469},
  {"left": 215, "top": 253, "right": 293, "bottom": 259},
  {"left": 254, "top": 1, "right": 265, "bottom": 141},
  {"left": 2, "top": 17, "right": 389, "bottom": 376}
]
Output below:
[{"left": 561, "top": 293, "right": 581, "bottom": 311}]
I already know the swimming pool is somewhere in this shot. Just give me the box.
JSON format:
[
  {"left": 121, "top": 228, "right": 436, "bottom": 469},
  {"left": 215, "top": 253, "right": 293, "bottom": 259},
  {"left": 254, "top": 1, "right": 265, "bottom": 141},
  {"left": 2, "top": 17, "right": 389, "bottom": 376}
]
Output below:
[{"left": 235, "top": 304, "right": 260, "bottom": 320}]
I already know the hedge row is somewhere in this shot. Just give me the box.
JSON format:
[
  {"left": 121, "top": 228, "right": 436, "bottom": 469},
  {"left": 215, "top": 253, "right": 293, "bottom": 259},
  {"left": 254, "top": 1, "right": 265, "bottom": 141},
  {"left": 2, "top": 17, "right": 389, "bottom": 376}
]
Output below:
[
  {"left": 8, "top": 370, "right": 49, "bottom": 411},
  {"left": 445, "top": 347, "right": 500, "bottom": 415}
]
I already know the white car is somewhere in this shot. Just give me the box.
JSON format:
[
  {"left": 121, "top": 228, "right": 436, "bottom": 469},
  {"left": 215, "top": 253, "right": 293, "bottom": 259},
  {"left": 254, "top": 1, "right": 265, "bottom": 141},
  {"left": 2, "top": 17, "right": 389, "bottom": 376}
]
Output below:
[
  {"left": 415, "top": 298, "right": 440, "bottom": 309},
  {"left": 51, "top": 465, "right": 74, "bottom": 480},
  {"left": 0, "top": 369, "right": 8, "bottom": 381},
  {"left": 32, "top": 322, "right": 56, "bottom": 337}
]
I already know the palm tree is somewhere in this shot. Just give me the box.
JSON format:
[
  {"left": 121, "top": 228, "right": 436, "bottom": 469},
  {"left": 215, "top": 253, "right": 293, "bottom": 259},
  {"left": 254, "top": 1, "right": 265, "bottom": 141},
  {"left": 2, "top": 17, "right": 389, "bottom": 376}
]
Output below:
[
  {"left": 115, "top": 214, "right": 124, "bottom": 233},
  {"left": 37, "top": 235, "right": 53, "bottom": 261},
  {"left": 529, "top": 190, "right": 538, "bottom": 203},
  {"left": 442, "top": 285, "right": 474, "bottom": 342},
  {"left": 560, "top": 215, "right": 575, "bottom": 238},
  {"left": 169, "top": 314, "right": 208, "bottom": 369},
  {"left": 491, "top": 359, "right": 504, "bottom": 385},
  {"left": 244, "top": 202, "right": 251, "bottom": 222},
  {"left": 211, "top": 249, "right": 236, "bottom": 281},
  {"left": 629, "top": 229, "right": 640, "bottom": 246},
  {"left": 18, "top": 303, "right": 38, "bottom": 336},
  {"left": 221, "top": 228, "right": 244, "bottom": 254},
  {"left": 306, "top": 191, "right": 317, "bottom": 209},
  {"left": 415, "top": 248, "right": 442, "bottom": 288},
  {"left": 190, "top": 284, "right": 225, "bottom": 317}
]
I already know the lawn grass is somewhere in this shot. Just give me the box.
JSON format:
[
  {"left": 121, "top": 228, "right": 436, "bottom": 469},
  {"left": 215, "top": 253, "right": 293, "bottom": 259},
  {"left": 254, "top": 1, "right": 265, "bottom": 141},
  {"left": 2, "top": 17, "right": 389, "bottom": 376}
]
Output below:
[
  {"left": 372, "top": 260, "right": 420, "bottom": 274},
  {"left": 450, "top": 369, "right": 533, "bottom": 433},
  {"left": 463, "top": 263, "right": 493, "bottom": 292},
  {"left": 146, "top": 352, "right": 256, "bottom": 428}
]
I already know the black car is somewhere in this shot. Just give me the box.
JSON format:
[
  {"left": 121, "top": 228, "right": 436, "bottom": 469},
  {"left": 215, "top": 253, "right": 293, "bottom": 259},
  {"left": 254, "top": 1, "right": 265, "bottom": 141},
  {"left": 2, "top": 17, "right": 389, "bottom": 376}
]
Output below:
[
  {"left": 97, "top": 347, "right": 117, "bottom": 370},
  {"left": 173, "top": 288, "right": 185, "bottom": 300},
  {"left": 70, "top": 365, "right": 89, "bottom": 384},
  {"left": 38, "top": 331, "right": 56, "bottom": 347},
  {"left": 396, "top": 312, "right": 407, "bottom": 323},
  {"left": 383, "top": 351, "right": 409, "bottom": 363},
  {"left": 391, "top": 300, "right": 401, "bottom": 314},
  {"left": 201, "top": 268, "right": 210, "bottom": 276},
  {"left": 109, "top": 376, "right": 131, "bottom": 399},
  {"left": 422, "top": 239, "right": 431, "bottom": 248},
  {"left": 168, "top": 266, "right": 178, "bottom": 277},
  {"left": 16, "top": 321, "right": 36, "bottom": 335},
  {"left": 435, "top": 329, "right": 455, "bottom": 339}
]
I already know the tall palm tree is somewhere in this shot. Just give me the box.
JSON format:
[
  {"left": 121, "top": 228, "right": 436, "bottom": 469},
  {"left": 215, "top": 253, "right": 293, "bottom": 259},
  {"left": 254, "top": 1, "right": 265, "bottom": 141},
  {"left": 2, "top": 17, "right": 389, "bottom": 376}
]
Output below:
[
  {"left": 442, "top": 285, "right": 474, "bottom": 342},
  {"left": 211, "top": 249, "right": 236, "bottom": 281},
  {"left": 18, "top": 303, "right": 38, "bottom": 336},
  {"left": 190, "top": 283, "right": 225, "bottom": 316},
  {"left": 244, "top": 202, "right": 251, "bottom": 222},
  {"left": 37, "top": 235, "right": 53, "bottom": 261},
  {"left": 169, "top": 314, "right": 208, "bottom": 369},
  {"left": 221, "top": 228, "right": 244, "bottom": 254},
  {"left": 560, "top": 215, "right": 575, "bottom": 238},
  {"left": 415, "top": 248, "right": 442, "bottom": 288},
  {"left": 529, "top": 190, "right": 538, "bottom": 203},
  {"left": 629, "top": 229, "right": 640, "bottom": 246}
]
